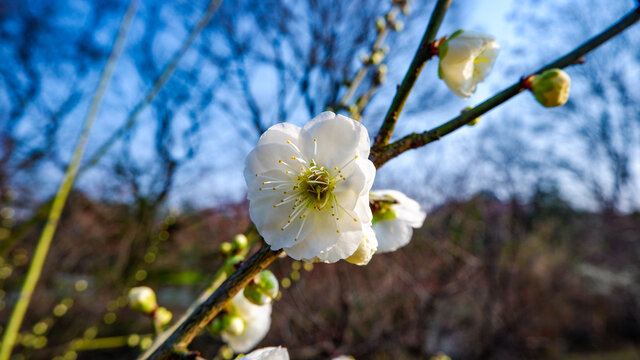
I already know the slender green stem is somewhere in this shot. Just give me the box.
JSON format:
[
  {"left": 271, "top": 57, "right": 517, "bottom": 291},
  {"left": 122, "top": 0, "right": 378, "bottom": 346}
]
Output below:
[
  {"left": 370, "top": 6, "right": 640, "bottom": 168},
  {"left": 372, "top": 0, "right": 450, "bottom": 149},
  {"left": 0, "top": 0, "right": 224, "bottom": 257},
  {"left": 0, "top": 2, "right": 139, "bottom": 359},
  {"left": 139, "top": 245, "right": 282, "bottom": 360}
]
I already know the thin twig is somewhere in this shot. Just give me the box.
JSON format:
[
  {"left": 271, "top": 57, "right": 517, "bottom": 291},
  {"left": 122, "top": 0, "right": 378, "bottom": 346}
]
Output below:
[
  {"left": 139, "top": 245, "right": 282, "bottom": 360},
  {"left": 370, "top": 6, "right": 640, "bottom": 168},
  {"left": 338, "top": 7, "right": 398, "bottom": 108},
  {"left": 372, "top": 0, "right": 451, "bottom": 150},
  {"left": 0, "top": 2, "right": 139, "bottom": 359}
]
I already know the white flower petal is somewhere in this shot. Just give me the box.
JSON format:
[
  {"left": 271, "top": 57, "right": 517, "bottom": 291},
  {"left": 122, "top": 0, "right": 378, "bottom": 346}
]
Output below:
[
  {"left": 371, "top": 190, "right": 426, "bottom": 253},
  {"left": 245, "top": 143, "right": 300, "bottom": 178},
  {"left": 257, "top": 122, "right": 302, "bottom": 147},
  {"left": 373, "top": 219, "right": 412, "bottom": 253},
  {"left": 241, "top": 347, "right": 290, "bottom": 360},
  {"left": 222, "top": 293, "right": 272, "bottom": 353},
  {"left": 304, "top": 112, "right": 370, "bottom": 167},
  {"left": 283, "top": 207, "right": 362, "bottom": 262},
  {"left": 346, "top": 226, "right": 378, "bottom": 265}
]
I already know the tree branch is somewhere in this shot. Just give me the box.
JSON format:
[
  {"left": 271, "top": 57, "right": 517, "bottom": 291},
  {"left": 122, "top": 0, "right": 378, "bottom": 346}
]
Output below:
[
  {"left": 139, "top": 245, "right": 283, "bottom": 360},
  {"left": 370, "top": 6, "right": 640, "bottom": 168},
  {"left": 372, "top": 0, "right": 451, "bottom": 149}
]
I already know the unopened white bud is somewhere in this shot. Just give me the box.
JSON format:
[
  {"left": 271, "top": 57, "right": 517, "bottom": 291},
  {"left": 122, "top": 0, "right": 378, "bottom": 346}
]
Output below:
[{"left": 128, "top": 286, "right": 157, "bottom": 315}]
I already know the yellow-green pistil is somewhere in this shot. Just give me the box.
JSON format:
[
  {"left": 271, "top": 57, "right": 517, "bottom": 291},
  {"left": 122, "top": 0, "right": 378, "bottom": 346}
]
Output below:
[{"left": 297, "top": 161, "right": 336, "bottom": 209}]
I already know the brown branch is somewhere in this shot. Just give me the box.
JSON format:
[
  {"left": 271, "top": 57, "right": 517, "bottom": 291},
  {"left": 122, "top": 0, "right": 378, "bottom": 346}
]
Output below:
[
  {"left": 139, "top": 245, "right": 283, "bottom": 360},
  {"left": 370, "top": 6, "right": 640, "bottom": 168}
]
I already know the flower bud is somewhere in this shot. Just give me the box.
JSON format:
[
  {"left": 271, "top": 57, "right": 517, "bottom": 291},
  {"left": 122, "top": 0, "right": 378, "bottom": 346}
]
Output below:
[
  {"left": 232, "top": 234, "right": 248, "bottom": 250},
  {"left": 529, "top": 68, "right": 571, "bottom": 108},
  {"left": 128, "top": 287, "right": 157, "bottom": 315},
  {"left": 438, "top": 30, "right": 499, "bottom": 98},
  {"left": 393, "top": 21, "right": 404, "bottom": 32},
  {"left": 154, "top": 307, "right": 172, "bottom": 327},
  {"left": 220, "top": 241, "right": 233, "bottom": 254},
  {"left": 256, "top": 270, "right": 279, "bottom": 298},
  {"left": 462, "top": 106, "right": 481, "bottom": 126},
  {"left": 370, "top": 50, "right": 384, "bottom": 65},
  {"left": 375, "top": 17, "right": 386, "bottom": 32},
  {"left": 243, "top": 284, "right": 269, "bottom": 305},
  {"left": 208, "top": 316, "right": 225, "bottom": 335},
  {"left": 225, "top": 315, "right": 246, "bottom": 336}
]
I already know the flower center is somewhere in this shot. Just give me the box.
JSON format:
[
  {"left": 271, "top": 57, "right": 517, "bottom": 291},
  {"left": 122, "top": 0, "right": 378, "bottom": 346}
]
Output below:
[{"left": 298, "top": 161, "right": 335, "bottom": 210}]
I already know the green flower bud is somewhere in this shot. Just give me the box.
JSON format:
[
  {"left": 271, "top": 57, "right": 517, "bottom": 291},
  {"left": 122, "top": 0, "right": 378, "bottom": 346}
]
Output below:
[
  {"left": 225, "top": 315, "right": 245, "bottom": 336},
  {"left": 529, "top": 68, "right": 571, "bottom": 108},
  {"left": 232, "top": 234, "right": 248, "bottom": 250},
  {"left": 154, "top": 307, "right": 172, "bottom": 327},
  {"left": 220, "top": 242, "right": 233, "bottom": 254},
  {"left": 243, "top": 284, "right": 269, "bottom": 305},
  {"left": 128, "top": 287, "right": 157, "bottom": 315},
  {"left": 256, "top": 270, "right": 279, "bottom": 298},
  {"left": 462, "top": 106, "right": 481, "bottom": 126},
  {"left": 208, "top": 317, "right": 225, "bottom": 335}
]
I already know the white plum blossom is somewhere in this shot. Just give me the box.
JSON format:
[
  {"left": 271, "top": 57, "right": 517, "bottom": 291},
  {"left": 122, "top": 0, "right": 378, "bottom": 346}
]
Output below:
[
  {"left": 371, "top": 190, "right": 426, "bottom": 253},
  {"left": 346, "top": 225, "right": 378, "bottom": 266},
  {"left": 221, "top": 292, "right": 272, "bottom": 353},
  {"left": 438, "top": 30, "right": 499, "bottom": 98},
  {"left": 244, "top": 112, "right": 376, "bottom": 263},
  {"left": 239, "top": 346, "right": 289, "bottom": 360}
]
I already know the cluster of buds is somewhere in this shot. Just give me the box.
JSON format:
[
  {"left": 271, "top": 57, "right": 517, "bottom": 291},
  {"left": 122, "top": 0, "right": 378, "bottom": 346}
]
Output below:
[
  {"left": 243, "top": 270, "right": 279, "bottom": 306},
  {"left": 128, "top": 286, "right": 172, "bottom": 328},
  {"left": 220, "top": 234, "right": 249, "bottom": 255}
]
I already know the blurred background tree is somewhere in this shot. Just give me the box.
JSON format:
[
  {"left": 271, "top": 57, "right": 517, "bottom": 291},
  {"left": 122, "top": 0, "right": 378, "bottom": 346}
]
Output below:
[{"left": 0, "top": 0, "right": 638, "bottom": 359}]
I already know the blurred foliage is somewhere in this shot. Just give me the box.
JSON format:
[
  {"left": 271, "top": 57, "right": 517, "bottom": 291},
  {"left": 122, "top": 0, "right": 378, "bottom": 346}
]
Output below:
[{"left": 0, "top": 187, "right": 638, "bottom": 359}]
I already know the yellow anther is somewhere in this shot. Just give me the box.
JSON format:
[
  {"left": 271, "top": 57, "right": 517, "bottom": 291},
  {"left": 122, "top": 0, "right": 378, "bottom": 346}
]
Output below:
[
  {"left": 291, "top": 156, "right": 297, "bottom": 160},
  {"left": 286, "top": 140, "right": 291, "bottom": 144},
  {"left": 273, "top": 187, "right": 276, "bottom": 190},
  {"left": 259, "top": 188, "right": 262, "bottom": 191},
  {"left": 279, "top": 160, "right": 283, "bottom": 163}
]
